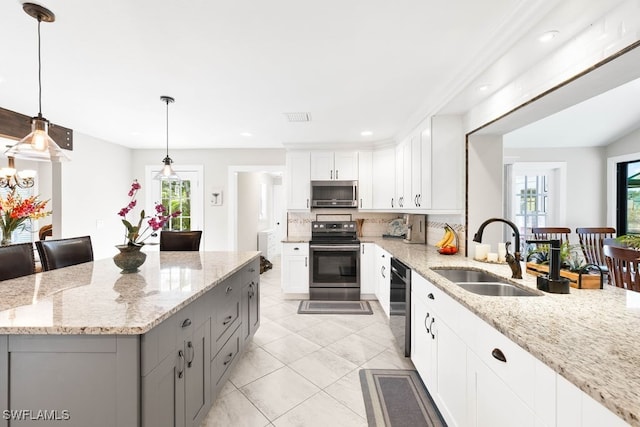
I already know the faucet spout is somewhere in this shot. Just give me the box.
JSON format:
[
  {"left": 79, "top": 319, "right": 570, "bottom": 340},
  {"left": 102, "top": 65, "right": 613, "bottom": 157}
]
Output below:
[{"left": 473, "top": 217, "right": 522, "bottom": 279}]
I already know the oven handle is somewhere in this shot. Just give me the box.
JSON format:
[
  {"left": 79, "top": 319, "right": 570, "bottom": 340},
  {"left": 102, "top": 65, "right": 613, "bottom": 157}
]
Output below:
[{"left": 309, "top": 245, "right": 361, "bottom": 251}]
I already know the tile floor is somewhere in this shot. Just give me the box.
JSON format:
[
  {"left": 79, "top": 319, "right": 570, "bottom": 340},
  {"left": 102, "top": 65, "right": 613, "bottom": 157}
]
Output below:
[{"left": 201, "top": 256, "right": 414, "bottom": 427}]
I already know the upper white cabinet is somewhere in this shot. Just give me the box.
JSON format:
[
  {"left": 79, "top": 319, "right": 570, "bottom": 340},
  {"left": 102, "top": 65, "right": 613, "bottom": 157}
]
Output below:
[
  {"left": 358, "top": 151, "right": 373, "bottom": 209},
  {"left": 286, "top": 151, "right": 311, "bottom": 210},
  {"left": 310, "top": 151, "right": 358, "bottom": 181},
  {"left": 430, "top": 115, "right": 463, "bottom": 212},
  {"left": 372, "top": 147, "right": 395, "bottom": 209}
]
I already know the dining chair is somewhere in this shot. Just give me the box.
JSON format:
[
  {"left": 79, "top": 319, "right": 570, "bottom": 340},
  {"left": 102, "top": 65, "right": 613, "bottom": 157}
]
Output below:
[
  {"left": 576, "top": 227, "right": 616, "bottom": 268},
  {"left": 0, "top": 243, "right": 36, "bottom": 281},
  {"left": 35, "top": 235, "right": 94, "bottom": 271},
  {"left": 603, "top": 245, "right": 640, "bottom": 292},
  {"left": 38, "top": 224, "right": 53, "bottom": 240},
  {"left": 531, "top": 227, "right": 571, "bottom": 244},
  {"left": 159, "top": 231, "right": 202, "bottom": 251}
]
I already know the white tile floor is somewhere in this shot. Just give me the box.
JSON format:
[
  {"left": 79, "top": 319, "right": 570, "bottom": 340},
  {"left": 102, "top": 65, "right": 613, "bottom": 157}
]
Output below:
[{"left": 201, "top": 256, "right": 414, "bottom": 426}]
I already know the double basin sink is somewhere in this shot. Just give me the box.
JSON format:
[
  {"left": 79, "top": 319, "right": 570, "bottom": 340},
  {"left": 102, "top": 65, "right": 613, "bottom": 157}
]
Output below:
[{"left": 432, "top": 268, "right": 540, "bottom": 297}]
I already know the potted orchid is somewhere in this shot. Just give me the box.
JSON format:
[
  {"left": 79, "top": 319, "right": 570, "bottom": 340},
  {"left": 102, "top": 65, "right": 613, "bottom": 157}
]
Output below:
[
  {"left": 114, "top": 180, "right": 180, "bottom": 273},
  {"left": 0, "top": 188, "right": 51, "bottom": 246}
]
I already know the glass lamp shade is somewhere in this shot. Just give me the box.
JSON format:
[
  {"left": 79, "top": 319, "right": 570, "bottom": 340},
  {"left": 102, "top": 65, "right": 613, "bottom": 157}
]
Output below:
[
  {"left": 4, "top": 116, "right": 71, "bottom": 162},
  {"left": 154, "top": 157, "right": 180, "bottom": 181}
]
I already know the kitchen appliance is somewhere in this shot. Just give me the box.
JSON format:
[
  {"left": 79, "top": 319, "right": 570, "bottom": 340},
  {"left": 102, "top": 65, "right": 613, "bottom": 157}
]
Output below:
[
  {"left": 309, "top": 220, "right": 361, "bottom": 300},
  {"left": 390, "top": 257, "right": 411, "bottom": 357},
  {"left": 403, "top": 214, "right": 426, "bottom": 244},
  {"left": 310, "top": 180, "right": 358, "bottom": 208}
]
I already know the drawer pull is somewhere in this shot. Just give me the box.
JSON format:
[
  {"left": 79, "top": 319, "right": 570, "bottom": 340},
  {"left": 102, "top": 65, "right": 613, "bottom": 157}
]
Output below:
[
  {"left": 223, "top": 315, "right": 233, "bottom": 326},
  {"left": 226, "top": 286, "right": 233, "bottom": 293},
  {"left": 427, "top": 293, "right": 434, "bottom": 300},
  {"left": 424, "top": 313, "right": 430, "bottom": 333},
  {"left": 429, "top": 318, "right": 435, "bottom": 339},
  {"left": 181, "top": 318, "right": 192, "bottom": 328},
  {"left": 492, "top": 348, "right": 507, "bottom": 363},
  {"left": 294, "top": 247, "right": 299, "bottom": 250},
  {"left": 177, "top": 350, "right": 185, "bottom": 378},
  {"left": 223, "top": 352, "right": 234, "bottom": 366}
]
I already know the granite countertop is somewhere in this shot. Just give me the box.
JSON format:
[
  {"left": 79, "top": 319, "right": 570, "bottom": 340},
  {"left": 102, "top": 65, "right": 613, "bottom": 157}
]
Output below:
[
  {"left": 369, "top": 238, "right": 639, "bottom": 426},
  {"left": 0, "top": 251, "right": 260, "bottom": 335}
]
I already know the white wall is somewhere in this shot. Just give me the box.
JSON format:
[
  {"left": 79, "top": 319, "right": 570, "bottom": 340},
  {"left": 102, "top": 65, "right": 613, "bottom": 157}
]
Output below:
[
  {"left": 57, "top": 132, "right": 134, "bottom": 260},
  {"left": 131, "top": 148, "right": 285, "bottom": 251},
  {"left": 606, "top": 128, "right": 640, "bottom": 158},
  {"left": 504, "top": 147, "right": 606, "bottom": 234},
  {"left": 237, "top": 172, "right": 275, "bottom": 251}
]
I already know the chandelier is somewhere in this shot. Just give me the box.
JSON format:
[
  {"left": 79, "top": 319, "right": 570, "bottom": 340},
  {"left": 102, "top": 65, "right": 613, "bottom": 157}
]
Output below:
[{"left": 0, "top": 157, "right": 36, "bottom": 190}]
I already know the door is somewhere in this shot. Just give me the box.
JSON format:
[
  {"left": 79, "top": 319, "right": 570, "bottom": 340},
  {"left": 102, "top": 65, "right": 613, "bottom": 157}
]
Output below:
[
  {"left": 434, "top": 316, "right": 468, "bottom": 427},
  {"left": 310, "top": 245, "right": 359, "bottom": 288},
  {"left": 272, "top": 183, "right": 285, "bottom": 255},
  {"left": 411, "top": 291, "right": 436, "bottom": 391}
]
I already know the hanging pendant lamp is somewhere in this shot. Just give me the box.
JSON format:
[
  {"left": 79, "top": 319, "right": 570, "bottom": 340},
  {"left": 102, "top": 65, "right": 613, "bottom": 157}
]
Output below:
[
  {"left": 4, "top": 3, "right": 70, "bottom": 162},
  {"left": 154, "top": 96, "right": 180, "bottom": 181}
]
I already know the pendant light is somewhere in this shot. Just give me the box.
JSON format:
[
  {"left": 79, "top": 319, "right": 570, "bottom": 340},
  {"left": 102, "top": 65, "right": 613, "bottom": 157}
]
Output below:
[
  {"left": 4, "top": 3, "right": 70, "bottom": 162},
  {"left": 154, "top": 96, "right": 180, "bottom": 181}
]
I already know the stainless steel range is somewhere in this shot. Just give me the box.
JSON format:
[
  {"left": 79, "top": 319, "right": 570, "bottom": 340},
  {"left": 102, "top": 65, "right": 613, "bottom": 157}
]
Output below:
[{"left": 309, "top": 220, "right": 361, "bottom": 301}]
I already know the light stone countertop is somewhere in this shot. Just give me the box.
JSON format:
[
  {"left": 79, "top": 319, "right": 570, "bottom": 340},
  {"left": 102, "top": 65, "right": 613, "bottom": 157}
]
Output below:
[
  {"left": 0, "top": 251, "right": 260, "bottom": 335},
  {"left": 366, "top": 237, "right": 640, "bottom": 426}
]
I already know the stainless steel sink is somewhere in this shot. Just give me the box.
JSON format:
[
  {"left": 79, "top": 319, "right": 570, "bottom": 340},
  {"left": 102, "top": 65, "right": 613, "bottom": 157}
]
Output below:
[
  {"left": 457, "top": 282, "right": 539, "bottom": 297},
  {"left": 432, "top": 268, "right": 540, "bottom": 297},
  {"left": 432, "top": 268, "right": 510, "bottom": 284}
]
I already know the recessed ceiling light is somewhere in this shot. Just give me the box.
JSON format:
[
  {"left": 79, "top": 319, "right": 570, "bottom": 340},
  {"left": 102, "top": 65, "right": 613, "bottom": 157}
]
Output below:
[
  {"left": 539, "top": 30, "right": 559, "bottom": 43},
  {"left": 361, "top": 131, "right": 373, "bottom": 137},
  {"left": 240, "top": 132, "right": 252, "bottom": 137}
]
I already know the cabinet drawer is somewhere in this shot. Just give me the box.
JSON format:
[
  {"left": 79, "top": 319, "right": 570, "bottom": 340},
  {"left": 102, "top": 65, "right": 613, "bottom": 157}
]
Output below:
[
  {"left": 211, "top": 275, "right": 241, "bottom": 358},
  {"left": 211, "top": 328, "right": 241, "bottom": 397},
  {"left": 473, "top": 319, "right": 536, "bottom": 408},
  {"left": 282, "top": 243, "right": 309, "bottom": 256},
  {"left": 242, "top": 259, "right": 260, "bottom": 284}
]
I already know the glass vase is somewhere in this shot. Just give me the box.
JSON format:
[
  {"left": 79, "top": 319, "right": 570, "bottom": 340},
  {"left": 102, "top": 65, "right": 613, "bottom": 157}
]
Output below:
[
  {"left": 113, "top": 244, "right": 147, "bottom": 274},
  {"left": 1, "top": 227, "right": 12, "bottom": 246}
]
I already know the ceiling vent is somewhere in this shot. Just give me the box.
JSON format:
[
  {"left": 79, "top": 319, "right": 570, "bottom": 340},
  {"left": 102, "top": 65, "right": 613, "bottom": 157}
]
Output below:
[{"left": 284, "top": 112, "right": 312, "bottom": 122}]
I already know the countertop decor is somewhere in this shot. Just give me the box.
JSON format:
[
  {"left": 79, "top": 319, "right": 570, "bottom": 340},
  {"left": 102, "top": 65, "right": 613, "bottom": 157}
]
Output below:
[{"left": 0, "top": 187, "right": 50, "bottom": 245}]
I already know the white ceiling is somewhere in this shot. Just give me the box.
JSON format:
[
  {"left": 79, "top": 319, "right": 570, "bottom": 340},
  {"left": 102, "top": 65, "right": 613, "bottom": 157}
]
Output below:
[{"left": 0, "top": 0, "right": 635, "bottom": 150}]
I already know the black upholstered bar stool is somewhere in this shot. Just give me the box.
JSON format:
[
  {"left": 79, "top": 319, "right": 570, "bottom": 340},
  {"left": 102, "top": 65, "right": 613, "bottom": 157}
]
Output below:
[
  {"left": 159, "top": 231, "right": 202, "bottom": 251},
  {"left": 0, "top": 243, "right": 36, "bottom": 281},
  {"left": 35, "top": 236, "right": 94, "bottom": 271}
]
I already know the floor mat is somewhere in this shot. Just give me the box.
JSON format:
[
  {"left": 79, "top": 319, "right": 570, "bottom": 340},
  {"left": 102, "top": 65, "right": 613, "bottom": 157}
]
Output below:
[
  {"left": 359, "top": 369, "right": 447, "bottom": 427},
  {"left": 297, "top": 300, "right": 373, "bottom": 315}
]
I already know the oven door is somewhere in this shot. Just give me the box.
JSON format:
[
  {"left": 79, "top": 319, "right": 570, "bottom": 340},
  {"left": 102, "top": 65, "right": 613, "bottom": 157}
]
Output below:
[{"left": 309, "top": 244, "right": 360, "bottom": 289}]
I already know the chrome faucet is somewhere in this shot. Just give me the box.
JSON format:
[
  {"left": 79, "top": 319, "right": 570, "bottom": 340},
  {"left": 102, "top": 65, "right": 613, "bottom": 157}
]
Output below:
[{"left": 473, "top": 218, "right": 522, "bottom": 279}]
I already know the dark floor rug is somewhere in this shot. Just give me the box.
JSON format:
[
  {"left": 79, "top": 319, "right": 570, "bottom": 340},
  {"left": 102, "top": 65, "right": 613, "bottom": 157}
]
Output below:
[
  {"left": 360, "top": 369, "right": 447, "bottom": 427},
  {"left": 297, "top": 300, "right": 373, "bottom": 315}
]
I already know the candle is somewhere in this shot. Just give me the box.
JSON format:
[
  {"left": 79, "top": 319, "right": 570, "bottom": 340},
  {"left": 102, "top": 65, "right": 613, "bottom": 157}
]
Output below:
[
  {"left": 487, "top": 252, "right": 498, "bottom": 262},
  {"left": 497, "top": 244, "right": 507, "bottom": 262},
  {"left": 474, "top": 243, "right": 490, "bottom": 261}
]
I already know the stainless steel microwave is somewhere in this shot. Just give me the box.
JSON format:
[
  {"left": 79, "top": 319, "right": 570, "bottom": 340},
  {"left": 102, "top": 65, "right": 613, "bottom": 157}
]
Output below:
[{"left": 310, "top": 180, "right": 358, "bottom": 208}]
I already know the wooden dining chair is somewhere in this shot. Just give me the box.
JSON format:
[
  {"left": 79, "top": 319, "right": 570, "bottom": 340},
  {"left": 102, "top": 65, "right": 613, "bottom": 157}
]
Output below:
[
  {"left": 0, "top": 243, "right": 36, "bottom": 281},
  {"left": 531, "top": 227, "right": 571, "bottom": 244},
  {"left": 603, "top": 245, "right": 640, "bottom": 292},
  {"left": 159, "top": 231, "right": 202, "bottom": 251},
  {"left": 35, "top": 235, "right": 94, "bottom": 271},
  {"left": 576, "top": 227, "right": 616, "bottom": 268}
]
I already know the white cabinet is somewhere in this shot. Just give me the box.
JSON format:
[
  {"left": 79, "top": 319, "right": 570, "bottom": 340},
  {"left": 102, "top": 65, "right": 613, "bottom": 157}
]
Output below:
[
  {"left": 358, "top": 151, "right": 373, "bottom": 209},
  {"left": 359, "top": 243, "right": 376, "bottom": 296},
  {"left": 281, "top": 243, "right": 309, "bottom": 294},
  {"left": 374, "top": 245, "right": 391, "bottom": 318},
  {"left": 286, "top": 151, "right": 311, "bottom": 210},
  {"left": 372, "top": 147, "right": 395, "bottom": 209},
  {"left": 557, "top": 375, "right": 628, "bottom": 427},
  {"left": 411, "top": 277, "right": 436, "bottom": 391},
  {"left": 310, "top": 151, "right": 358, "bottom": 181},
  {"left": 430, "top": 115, "right": 463, "bottom": 212},
  {"left": 418, "top": 127, "right": 432, "bottom": 209},
  {"left": 258, "top": 229, "right": 278, "bottom": 260}
]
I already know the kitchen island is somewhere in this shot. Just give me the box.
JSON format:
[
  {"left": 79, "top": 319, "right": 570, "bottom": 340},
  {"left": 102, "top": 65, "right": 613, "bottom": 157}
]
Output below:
[
  {"left": 0, "top": 251, "right": 261, "bottom": 427},
  {"left": 368, "top": 238, "right": 639, "bottom": 426}
]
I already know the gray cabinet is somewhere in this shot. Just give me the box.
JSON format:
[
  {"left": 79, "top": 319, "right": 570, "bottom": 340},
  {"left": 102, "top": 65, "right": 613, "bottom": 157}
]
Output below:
[{"left": 241, "top": 260, "right": 260, "bottom": 347}]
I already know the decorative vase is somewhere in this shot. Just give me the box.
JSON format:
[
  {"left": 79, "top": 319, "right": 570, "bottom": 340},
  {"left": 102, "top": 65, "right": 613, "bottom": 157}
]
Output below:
[
  {"left": 1, "top": 227, "right": 12, "bottom": 246},
  {"left": 113, "top": 244, "right": 147, "bottom": 274}
]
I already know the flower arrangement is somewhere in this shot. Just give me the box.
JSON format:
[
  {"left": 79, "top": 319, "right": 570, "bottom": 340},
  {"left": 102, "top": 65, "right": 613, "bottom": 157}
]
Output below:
[
  {"left": 118, "top": 180, "right": 181, "bottom": 246},
  {"left": 0, "top": 188, "right": 50, "bottom": 245}
]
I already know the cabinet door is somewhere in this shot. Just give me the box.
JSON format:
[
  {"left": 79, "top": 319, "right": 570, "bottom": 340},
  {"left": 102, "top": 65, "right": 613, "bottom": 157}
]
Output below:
[
  {"left": 431, "top": 115, "right": 463, "bottom": 211},
  {"left": 467, "top": 351, "right": 534, "bottom": 427},
  {"left": 286, "top": 151, "right": 311, "bottom": 210},
  {"left": 282, "top": 244, "right": 309, "bottom": 294},
  {"left": 394, "top": 143, "right": 405, "bottom": 209},
  {"left": 334, "top": 151, "right": 358, "bottom": 180},
  {"left": 434, "top": 316, "right": 467, "bottom": 427},
  {"left": 375, "top": 246, "right": 390, "bottom": 318},
  {"left": 310, "top": 151, "right": 334, "bottom": 180},
  {"left": 419, "top": 126, "right": 432, "bottom": 209},
  {"left": 141, "top": 350, "right": 183, "bottom": 427},
  {"left": 242, "top": 279, "right": 260, "bottom": 346},
  {"left": 184, "top": 320, "right": 211, "bottom": 427},
  {"left": 411, "top": 290, "right": 436, "bottom": 391},
  {"left": 359, "top": 243, "right": 376, "bottom": 295},
  {"left": 372, "top": 147, "right": 395, "bottom": 209},
  {"left": 358, "top": 151, "right": 373, "bottom": 209}
]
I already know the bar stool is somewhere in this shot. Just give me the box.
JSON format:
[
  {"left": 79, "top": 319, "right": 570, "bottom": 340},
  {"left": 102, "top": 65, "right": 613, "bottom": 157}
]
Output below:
[
  {"left": 531, "top": 227, "right": 571, "bottom": 245},
  {"left": 576, "top": 227, "right": 616, "bottom": 275},
  {"left": 35, "top": 236, "right": 94, "bottom": 271},
  {"left": 159, "top": 231, "right": 202, "bottom": 251},
  {"left": 604, "top": 245, "right": 640, "bottom": 292},
  {"left": 0, "top": 243, "right": 36, "bottom": 281}
]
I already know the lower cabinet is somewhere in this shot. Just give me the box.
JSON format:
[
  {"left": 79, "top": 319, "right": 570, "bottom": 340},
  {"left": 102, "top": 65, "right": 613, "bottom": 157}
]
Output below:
[
  {"left": 141, "top": 258, "right": 260, "bottom": 427},
  {"left": 281, "top": 243, "right": 309, "bottom": 294},
  {"left": 360, "top": 243, "right": 376, "bottom": 296},
  {"left": 375, "top": 245, "right": 391, "bottom": 318}
]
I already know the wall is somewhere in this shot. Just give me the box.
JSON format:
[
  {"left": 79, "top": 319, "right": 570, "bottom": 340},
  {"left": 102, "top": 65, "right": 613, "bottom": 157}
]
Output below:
[
  {"left": 57, "top": 132, "right": 133, "bottom": 260},
  {"left": 237, "top": 172, "right": 275, "bottom": 251},
  {"left": 131, "top": 148, "right": 285, "bottom": 251},
  {"left": 606, "top": 127, "right": 640, "bottom": 158},
  {"left": 504, "top": 147, "right": 607, "bottom": 237}
]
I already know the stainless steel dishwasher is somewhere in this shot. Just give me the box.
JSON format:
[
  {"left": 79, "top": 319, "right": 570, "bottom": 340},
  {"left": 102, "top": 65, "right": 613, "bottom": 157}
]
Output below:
[{"left": 390, "top": 257, "right": 410, "bottom": 357}]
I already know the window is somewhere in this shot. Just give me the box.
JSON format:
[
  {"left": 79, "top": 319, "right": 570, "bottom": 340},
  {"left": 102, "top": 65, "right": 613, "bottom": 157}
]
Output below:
[
  {"left": 616, "top": 159, "right": 640, "bottom": 235},
  {"left": 0, "top": 186, "right": 38, "bottom": 244},
  {"left": 161, "top": 180, "right": 191, "bottom": 231}
]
